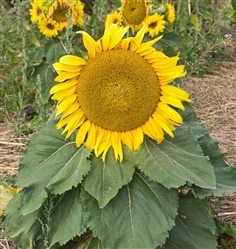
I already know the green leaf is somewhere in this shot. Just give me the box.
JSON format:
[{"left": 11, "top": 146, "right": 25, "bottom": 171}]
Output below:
[
  {"left": 135, "top": 127, "right": 216, "bottom": 189},
  {"left": 201, "top": 9, "right": 213, "bottom": 21},
  {"left": 190, "top": 14, "right": 199, "bottom": 29},
  {"left": 49, "top": 187, "right": 88, "bottom": 246},
  {"left": 3, "top": 193, "right": 44, "bottom": 249},
  {"left": 78, "top": 236, "right": 104, "bottom": 249},
  {"left": 181, "top": 105, "right": 236, "bottom": 196},
  {"left": 83, "top": 147, "right": 135, "bottom": 208},
  {"left": 83, "top": 172, "right": 178, "bottom": 249},
  {"left": 17, "top": 123, "right": 91, "bottom": 215},
  {"left": 32, "top": 63, "right": 56, "bottom": 100},
  {"left": 159, "top": 195, "right": 217, "bottom": 249},
  {"left": 44, "top": 40, "right": 66, "bottom": 64},
  {"left": 160, "top": 32, "right": 185, "bottom": 47}
]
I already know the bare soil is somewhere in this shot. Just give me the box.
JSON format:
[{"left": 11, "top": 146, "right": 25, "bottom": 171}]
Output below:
[{"left": 0, "top": 61, "right": 236, "bottom": 248}]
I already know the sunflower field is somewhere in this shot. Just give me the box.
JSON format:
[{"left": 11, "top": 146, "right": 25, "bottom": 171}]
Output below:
[{"left": 0, "top": 0, "right": 236, "bottom": 248}]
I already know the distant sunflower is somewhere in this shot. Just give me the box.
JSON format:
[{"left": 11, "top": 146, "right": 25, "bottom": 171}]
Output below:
[
  {"left": 38, "top": 18, "right": 60, "bottom": 38},
  {"left": 121, "top": 0, "right": 151, "bottom": 32},
  {"left": 105, "top": 11, "right": 123, "bottom": 27},
  {"left": 166, "top": 3, "right": 175, "bottom": 23},
  {"left": 29, "top": 0, "right": 46, "bottom": 23},
  {"left": 145, "top": 13, "right": 166, "bottom": 37},
  {"left": 47, "top": 0, "right": 84, "bottom": 28},
  {"left": 50, "top": 24, "right": 190, "bottom": 161}
]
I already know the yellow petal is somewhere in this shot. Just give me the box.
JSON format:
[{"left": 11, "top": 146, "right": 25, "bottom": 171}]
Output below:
[
  {"left": 102, "top": 25, "right": 111, "bottom": 51},
  {"left": 136, "top": 36, "right": 163, "bottom": 54},
  {"left": 56, "top": 94, "right": 77, "bottom": 116},
  {"left": 108, "top": 26, "right": 129, "bottom": 50},
  {"left": 161, "top": 85, "right": 191, "bottom": 102},
  {"left": 96, "top": 130, "right": 111, "bottom": 157},
  {"left": 60, "top": 102, "right": 80, "bottom": 120},
  {"left": 158, "top": 102, "right": 183, "bottom": 123},
  {"left": 160, "top": 96, "right": 185, "bottom": 110},
  {"left": 51, "top": 86, "right": 76, "bottom": 101},
  {"left": 78, "top": 31, "right": 97, "bottom": 58},
  {"left": 111, "top": 131, "right": 123, "bottom": 161},
  {"left": 121, "top": 130, "right": 133, "bottom": 151},
  {"left": 76, "top": 120, "right": 91, "bottom": 147},
  {"left": 55, "top": 71, "right": 81, "bottom": 82},
  {"left": 120, "top": 37, "right": 133, "bottom": 50},
  {"left": 85, "top": 122, "right": 97, "bottom": 149},
  {"left": 50, "top": 79, "right": 78, "bottom": 94},
  {"left": 53, "top": 62, "right": 83, "bottom": 72},
  {"left": 59, "top": 55, "right": 86, "bottom": 66},
  {"left": 131, "top": 127, "right": 143, "bottom": 151},
  {"left": 130, "top": 25, "right": 147, "bottom": 51}
]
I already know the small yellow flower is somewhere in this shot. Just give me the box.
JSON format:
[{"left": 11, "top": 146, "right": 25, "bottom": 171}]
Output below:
[
  {"left": 166, "top": 3, "right": 175, "bottom": 23},
  {"left": 145, "top": 13, "right": 166, "bottom": 37},
  {"left": 29, "top": 0, "right": 46, "bottom": 23},
  {"left": 51, "top": 25, "right": 190, "bottom": 161},
  {"left": 38, "top": 17, "right": 60, "bottom": 38},
  {"left": 105, "top": 11, "right": 123, "bottom": 28}
]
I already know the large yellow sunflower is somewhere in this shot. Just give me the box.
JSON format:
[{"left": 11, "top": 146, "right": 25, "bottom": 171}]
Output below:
[
  {"left": 145, "top": 13, "right": 166, "bottom": 37},
  {"left": 29, "top": 0, "right": 46, "bottom": 23},
  {"left": 50, "top": 24, "right": 190, "bottom": 161},
  {"left": 121, "top": 0, "right": 151, "bottom": 32},
  {"left": 47, "top": 0, "right": 84, "bottom": 27}
]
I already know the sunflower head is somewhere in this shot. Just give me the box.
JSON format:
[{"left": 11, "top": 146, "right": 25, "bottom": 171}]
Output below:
[
  {"left": 145, "top": 13, "right": 166, "bottom": 37},
  {"left": 105, "top": 11, "right": 123, "bottom": 28},
  {"left": 50, "top": 24, "right": 190, "bottom": 162},
  {"left": 47, "top": 0, "right": 84, "bottom": 26},
  {"left": 121, "top": 0, "right": 151, "bottom": 32},
  {"left": 38, "top": 17, "right": 60, "bottom": 38},
  {"left": 29, "top": 0, "right": 46, "bottom": 23}
]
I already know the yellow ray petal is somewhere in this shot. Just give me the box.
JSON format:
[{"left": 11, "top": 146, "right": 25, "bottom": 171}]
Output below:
[
  {"left": 51, "top": 86, "right": 77, "bottom": 101},
  {"left": 130, "top": 25, "right": 147, "bottom": 51},
  {"left": 160, "top": 96, "right": 185, "bottom": 110},
  {"left": 158, "top": 102, "right": 183, "bottom": 123},
  {"left": 108, "top": 26, "right": 129, "bottom": 50},
  {"left": 50, "top": 78, "right": 78, "bottom": 94},
  {"left": 53, "top": 62, "right": 83, "bottom": 72},
  {"left": 55, "top": 71, "right": 81, "bottom": 82},
  {"left": 131, "top": 127, "right": 143, "bottom": 151},
  {"left": 111, "top": 131, "right": 123, "bottom": 161},
  {"left": 120, "top": 37, "right": 133, "bottom": 50},
  {"left": 60, "top": 102, "right": 80, "bottom": 120},
  {"left": 65, "top": 115, "right": 85, "bottom": 139},
  {"left": 78, "top": 31, "right": 97, "bottom": 58},
  {"left": 56, "top": 94, "right": 77, "bottom": 116},
  {"left": 102, "top": 25, "right": 111, "bottom": 51},
  {"left": 59, "top": 55, "right": 86, "bottom": 66},
  {"left": 161, "top": 85, "right": 191, "bottom": 102},
  {"left": 85, "top": 122, "right": 97, "bottom": 149},
  {"left": 152, "top": 111, "right": 174, "bottom": 137},
  {"left": 121, "top": 130, "right": 134, "bottom": 151},
  {"left": 136, "top": 35, "right": 163, "bottom": 54},
  {"left": 96, "top": 130, "right": 111, "bottom": 157},
  {"left": 76, "top": 120, "right": 91, "bottom": 147}
]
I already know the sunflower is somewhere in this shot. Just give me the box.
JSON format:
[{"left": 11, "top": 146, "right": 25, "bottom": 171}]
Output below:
[
  {"left": 47, "top": 0, "right": 84, "bottom": 28},
  {"left": 50, "top": 24, "right": 190, "bottom": 161},
  {"left": 105, "top": 11, "right": 123, "bottom": 28},
  {"left": 29, "top": 0, "right": 46, "bottom": 23},
  {"left": 121, "top": 0, "right": 151, "bottom": 32},
  {"left": 145, "top": 13, "right": 166, "bottom": 37},
  {"left": 166, "top": 3, "right": 175, "bottom": 23},
  {"left": 38, "top": 17, "right": 60, "bottom": 38}
]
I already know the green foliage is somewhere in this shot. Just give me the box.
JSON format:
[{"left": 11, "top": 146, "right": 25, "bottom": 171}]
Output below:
[{"left": 3, "top": 104, "right": 236, "bottom": 248}]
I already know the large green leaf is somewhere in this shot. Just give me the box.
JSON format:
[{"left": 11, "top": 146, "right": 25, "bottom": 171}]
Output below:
[
  {"left": 181, "top": 105, "right": 236, "bottom": 196},
  {"left": 135, "top": 127, "right": 216, "bottom": 189},
  {"left": 3, "top": 193, "right": 44, "bottom": 249},
  {"left": 49, "top": 187, "right": 87, "bottom": 246},
  {"left": 83, "top": 172, "right": 178, "bottom": 249},
  {"left": 83, "top": 147, "right": 135, "bottom": 208},
  {"left": 17, "top": 123, "right": 91, "bottom": 215},
  {"left": 44, "top": 40, "right": 66, "bottom": 64},
  {"left": 159, "top": 195, "right": 217, "bottom": 249}
]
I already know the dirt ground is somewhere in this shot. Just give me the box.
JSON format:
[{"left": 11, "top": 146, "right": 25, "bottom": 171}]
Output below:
[{"left": 0, "top": 61, "right": 236, "bottom": 248}]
